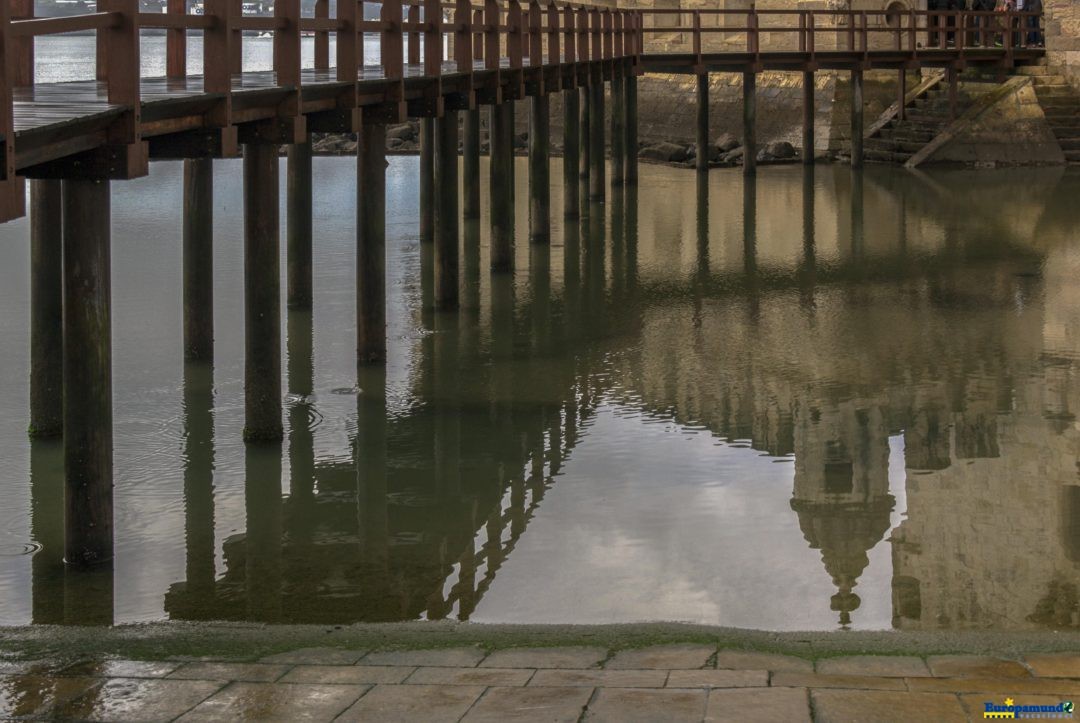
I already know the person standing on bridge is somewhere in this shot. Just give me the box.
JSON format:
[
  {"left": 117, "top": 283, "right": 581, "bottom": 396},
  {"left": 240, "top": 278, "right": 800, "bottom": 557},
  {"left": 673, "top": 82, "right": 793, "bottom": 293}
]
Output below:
[
  {"left": 1026, "top": 0, "right": 1044, "bottom": 46},
  {"left": 973, "top": 0, "right": 997, "bottom": 47}
]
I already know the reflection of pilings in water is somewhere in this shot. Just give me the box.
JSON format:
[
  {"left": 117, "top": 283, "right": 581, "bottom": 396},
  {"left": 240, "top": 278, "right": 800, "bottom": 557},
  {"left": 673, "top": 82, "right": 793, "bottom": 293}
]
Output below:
[
  {"left": 182, "top": 361, "right": 216, "bottom": 602},
  {"left": 420, "top": 230, "right": 435, "bottom": 330},
  {"left": 529, "top": 243, "right": 551, "bottom": 354},
  {"left": 800, "top": 164, "right": 817, "bottom": 310},
  {"left": 434, "top": 310, "right": 462, "bottom": 500},
  {"left": 285, "top": 309, "right": 316, "bottom": 600},
  {"left": 244, "top": 445, "right": 282, "bottom": 622},
  {"left": 356, "top": 365, "right": 390, "bottom": 607},
  {"left": 584, "top": 202, "right": 606, "bottom": 306},
  {"left": 851, "top": 169, "right": 865, "bottom": 259},
  {"left": 462, "top": 219, "right": 482, "bottom": 316},
  {"left": 695, "top": 173, "right": 709, "bottom": 282},
  {"left": 625, "top": 184, "right": 638, "bottom": 293},
  {"left": 64, "top": 563, "right": 113, "bottom": 626},
  {"left": 610, "top": 188, "right": 626, "bottom": 295},
  {"left": 742, "top": 177, "right": 759, "bottom": 322},
  {"left": 30, "top": 439, "right": 64, "bottom": 624}
]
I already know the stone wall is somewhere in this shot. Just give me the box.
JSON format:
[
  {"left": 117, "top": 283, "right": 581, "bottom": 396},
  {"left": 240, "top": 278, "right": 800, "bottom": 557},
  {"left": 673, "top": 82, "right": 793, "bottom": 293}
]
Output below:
[
  {"left": 918, "top": 78, "right": 1065, "bottom": 166},
  {"left": 1044, "top": 0, "right": 1080, "bottom": 87},
  {"left": 517, "top": 69, "right": 901, "bottom": 157}
]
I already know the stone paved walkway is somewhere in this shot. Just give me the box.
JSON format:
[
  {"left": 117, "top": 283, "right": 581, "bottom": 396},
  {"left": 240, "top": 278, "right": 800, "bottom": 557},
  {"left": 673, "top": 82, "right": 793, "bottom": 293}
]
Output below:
[{"left": 2, "top": 643, "right": 1079, "bottom": 721}]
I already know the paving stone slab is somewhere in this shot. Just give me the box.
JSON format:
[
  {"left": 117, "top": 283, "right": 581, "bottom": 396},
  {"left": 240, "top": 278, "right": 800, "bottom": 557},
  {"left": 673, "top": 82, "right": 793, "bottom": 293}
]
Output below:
[
  {"left": 406, "top": 666, "right": 534, "bottom": 687},
  {"left": 61, "top": 660, "right": 182, "bottom": 679},
  {"left": 769, "top": 672, "right": 908, "bottom": 691},
  {"left": 714, "top": 651, "right": 813, "bottom": 673},
  {"left": 462, "top": 686, "right": 593, "bottom": 722},
  {"left": 176, "top": 682, "right": 368, "bottom": 722},
  {"left": 907, "top": 675, "right": 1080, "bottom": 695},
  {"left": 259, "top": 648, "right": 368, "bottom": 665},
  {"left": 606, "top": 644, "right": 715, "bottom": 670},
  {"left": 280, "top": 665, "right": 413, "bottom": 685},
  {"left": 359, "top": 647, "right": 486, "bottom": 668},
  {"left": 815, "top": 655, "right": 930, "bottom": 678},
  {"left": 704, "top": 686, "right": 811, "bottom": 723},
  {"left": 0, "top": 675, "right": 102, "bottom": 719},
  {"left": 927, "top": 655, "right": 1031, "bottom": 679},
  {"left": 59, "top": 678, "right": 223, "bottom": 722},
  {"left": 168, "top": 662, "right": 290, "bottom": 683},
  {"left": 1024, "top": 654, "right": 1080, "bottom": 678},
  {"left": 335, "top": 683, "right": 485, "bottom": 722},
  {"left": 481, "top": 647, "right": 608, "bottom": 669},
  {"left": 812, "top": 689, "right": 967, "bottom": 723},
  {"left": 529, "top": 669, "right": 668, "bottom": 688},
  {"left": 666, "top": 669, "right": 768, "bottom": 688},
  {"left": 585, "top": 687, "right": 708, "bottom": 722}
]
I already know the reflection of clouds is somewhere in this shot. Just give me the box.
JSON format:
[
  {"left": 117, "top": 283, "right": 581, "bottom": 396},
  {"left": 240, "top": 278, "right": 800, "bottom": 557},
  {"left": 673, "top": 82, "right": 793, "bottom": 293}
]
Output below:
[{"left": 473, "top": 407, "right": 893, "bottom": 630}]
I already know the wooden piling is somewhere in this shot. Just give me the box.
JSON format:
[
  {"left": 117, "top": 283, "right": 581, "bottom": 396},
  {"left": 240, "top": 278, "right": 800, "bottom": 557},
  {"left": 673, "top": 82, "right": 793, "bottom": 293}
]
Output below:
[
  {"left": 579, "top": 87, "right": 590, "bottom": 180},
  {"left": 358, "top": 121, "right": 387, "bottom": 364},
  {"left": 243, "top": 143, "right": 283, "bottom": 442},
  {"left": 528, "top": 94, "right": 550, "bottom": 243},
  {"left": 625, "top": 75, "right": 638, "bottom": 183},
  {"left": 588, "top": 81, "right": 605, "bottom": 201},
  {"left": 435, "top": 110, "right": 460, "bottom": 309},
  {"left": 419, "top": 118, "right": 435, "bottom": 244},
  {"left": 802, "top": 71, "right": 815, "bottom": 165},
  {"left": 696, "top": 73, "right": 708, "bottom": 173},
  {"left": 743, "top": 71, "right": 756, "bottom": 176},
  {"left": 62, "top": 178, "right": 113, "bottom": 567},
  {"left": 611, "top": 71, "right": 626, "bottom": 184},
  {"left": 463, "top": 108, "right": 481, "bottom": 219},
  {"left": 563, "top": 89, "right": 580, "bottom": 218},
  {"left": 490, "top": 102, "right": 514, "bottom": 272},
  {"left": 851, "top": 69, "right": 864, "bottom": 169},
  {"left": 183, "top": 159, "right": 214, "bottom": 361},
  {"left": 286, "top": 141, "right": 313, "bottom": 309},
  {"left": 29, "top": 180, "right": 63, "bottom": 438}
]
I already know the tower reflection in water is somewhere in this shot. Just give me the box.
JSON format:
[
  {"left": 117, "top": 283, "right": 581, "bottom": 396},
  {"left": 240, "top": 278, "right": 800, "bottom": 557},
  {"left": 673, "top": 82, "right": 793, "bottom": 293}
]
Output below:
[{"left": 24, "top": 165, "right": 1080, "bottom": 631}]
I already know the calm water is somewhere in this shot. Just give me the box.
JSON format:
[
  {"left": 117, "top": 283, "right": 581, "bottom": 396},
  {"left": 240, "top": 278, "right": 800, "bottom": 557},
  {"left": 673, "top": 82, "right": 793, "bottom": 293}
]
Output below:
[{"left": 1, "top": 160, "right": 1079, "bottom": 632}]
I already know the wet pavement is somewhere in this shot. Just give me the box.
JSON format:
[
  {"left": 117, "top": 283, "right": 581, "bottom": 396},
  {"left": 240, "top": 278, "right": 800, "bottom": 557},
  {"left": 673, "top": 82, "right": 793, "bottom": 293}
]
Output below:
[{"left": 2, "top": 644, "right": 1079, "bottom": 721}]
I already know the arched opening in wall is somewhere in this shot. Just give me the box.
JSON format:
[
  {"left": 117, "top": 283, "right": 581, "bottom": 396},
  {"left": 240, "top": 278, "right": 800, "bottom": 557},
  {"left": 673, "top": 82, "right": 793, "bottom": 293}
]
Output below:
[{"left": 885, "top": 1, "right": 908, "bottom": 28}]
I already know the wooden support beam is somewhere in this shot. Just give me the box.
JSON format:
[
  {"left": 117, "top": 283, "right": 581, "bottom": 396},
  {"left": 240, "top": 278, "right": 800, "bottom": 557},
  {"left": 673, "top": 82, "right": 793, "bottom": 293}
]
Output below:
[
  {"left": 314, "top": 0, "right": 329, "bottom": 70},
  {"left": 62, "top": 177, "right": 113, "bottom": 566},
  {"left": 29, "top": 180, "right": 63, "bottom": 438},
  {"left": 611, "top": 68, "right": 626, "bottom": 184},
  {"left": 579, "top": 86, "right": 589, "bottom": 180},
  {"left": 166, "top": 0, "right": 186, "bottom": 78},
  {"left": 625, "top": 74, "right": 637, "bottom": 184},
  {"left": 420, "top": 118, "right": 435, "bottom": 243},
  {"left": 490, "top": 101, "right": 514, "bottom": 272},
  {"left": 696, "top": 73, "right": 708, "bottom": 173},
  {"left": 588, "top": 80, "right": 604, "bottom": 201},
  {"left": 357, "top": 120, "right": 387, "bottom": 364},
  {"left": 183, "top": 158, "right": 214, "bottom": 360},
  {"left": 743, "top": 71, "right": 756, "bottom": 176},
  {"left": 803, "top": 70, "right": 814, "bottom": 165},
  {"left": 851, "top": 68, "right": 863, "bottom": 169},
  {"left": 286, "top": 141, "right": 313, "bottom": 309},
  {"left": 528, "top": 94, "right": 550, "bottom": 243},
  {"left": 463, "top": 108, "right": 481, "bottom": 219},
  {"left": 242, "top": 143, "right": 283, "bottom": 442},
  {"left": 563, "top": 88, "right": 580, "bottom": 218},
  {"left": 435, "top": 110, "right": 460, "bottom": 309}
]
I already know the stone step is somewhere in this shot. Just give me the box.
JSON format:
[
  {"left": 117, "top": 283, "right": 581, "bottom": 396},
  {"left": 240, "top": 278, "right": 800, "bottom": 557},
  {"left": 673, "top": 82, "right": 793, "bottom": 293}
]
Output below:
[
  {"left": 1017, "top": 64, "right": 1065, "bottom": 76},
  {"left": 1057, "top": 138, "right": 1080, "bottom": 151},
  {"left": 1063, "top": 150, "right": 1080, "bottom": 163},
  {"left": 1041, "top": 101, "right": 1080, "bottom": 111},
  {"left": 1032, "top": 76, "right": 1071, "bottom": 87},
  {"left": 865, "top": 148, "right": 913, "bottom": 164},
  {"left": 891, "top": 119, "right": 947, "bottom": 134},
  {"left": 879, "top": 130, "right": 935, "bottom": 144}
]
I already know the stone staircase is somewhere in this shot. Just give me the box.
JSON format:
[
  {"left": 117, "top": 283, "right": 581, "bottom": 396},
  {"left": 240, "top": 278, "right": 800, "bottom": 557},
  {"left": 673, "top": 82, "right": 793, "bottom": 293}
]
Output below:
[
  {"left": 864, "top": 84, "right": 980, "bottom": 165},
  {"left": 1019, "top": 64, "right": 1080, "bottom": 165}
]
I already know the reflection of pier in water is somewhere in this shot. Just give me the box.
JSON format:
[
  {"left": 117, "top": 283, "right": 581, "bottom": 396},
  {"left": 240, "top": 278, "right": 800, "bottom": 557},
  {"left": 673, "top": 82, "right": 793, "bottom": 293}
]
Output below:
[{"left": 27, "top": 169, "right": 1080, "bottom": 629}]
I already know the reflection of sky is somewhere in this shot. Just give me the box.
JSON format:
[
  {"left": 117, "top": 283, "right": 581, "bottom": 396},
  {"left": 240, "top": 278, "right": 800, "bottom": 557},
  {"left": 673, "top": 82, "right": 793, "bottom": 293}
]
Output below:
[{"left": 473, "top": 407, "right": 907, "bottom": 630}]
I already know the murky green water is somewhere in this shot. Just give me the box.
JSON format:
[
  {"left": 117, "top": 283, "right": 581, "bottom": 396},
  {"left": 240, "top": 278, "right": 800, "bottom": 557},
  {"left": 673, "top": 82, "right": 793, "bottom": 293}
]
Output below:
[{"left": 1, "top": 159, "right": 1078, "bottom": 631}]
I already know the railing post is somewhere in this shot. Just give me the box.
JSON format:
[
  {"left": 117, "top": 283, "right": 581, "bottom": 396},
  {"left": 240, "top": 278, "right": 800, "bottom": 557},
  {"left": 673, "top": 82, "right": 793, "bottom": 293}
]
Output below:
[
  {"left": 563, "top": 4, "right": 575, "bottom": 66},
  {"left": 591, "top": 8, "right": 601, "bottom": 62},
  {"left": 101, "top": 0, "right": 140, "bottom": 116},
  {"left": 204, "top": 0, "right": 235, "bottom": 128},
  {"left": 383, "top": 0, "right": 404, "bottom": 80},
  {"left": 799, "top": 11, "right": 806, "bottom": 54},
  {"left": 548, "top": 0, "right": 560, "bottom": 67},
  {"left": 603, "top": 8, "right": 612, "bottom": 60},
  {"left": 456, "top": 0, "right": 473, "bottom": 72},
  {"left": 473, "top": 8, "right": 483, "bottom": 62},
  {"left": 860, "top": 11, "right": 867, "bottom": 54},
  {"left": 529, "top": 0, "right": 541, "bottom": 67},
  {"left": 484, "top": 0, "right": 499, "bottom": 72},
  {"left": 693, "top": 11, "right": 702, "bottom": 68},
  {"left": 274, "top": 0, "right": 301, "bottom": 89},
  {"left": 508, "top": 0, "right": 523, "bottom": 71},
  {"left": 908, "top": 8, "right": 916, "bottom": 55},
  {"left": 578, "top": 7, "right": 589, "bottom": 69},
  {"left": 166, "top": 0, "right": 186, "bottom": 78},
  {"left": 0, "top": 0, "right": 25, "bottom": 220},
  {"left": 423, "top": 0, "right": 441, "bottom": 78},
  {"left": 808, "top": 11, "right": 815, "bottom": 61},
  {"left": 314, "top": 0, "right": 329, "bottom": 70},
  {"left": 337, "top": 0, "right": 359, "bottom": 81},
  {"left": 408, "top": 5, "right": 421, "bottom": 66},
  {"left": 12, "top": 0, "right": 32, "bottom": 87},
  {"left": 846, "top": 9, "right": 854, "bottom": 51}
]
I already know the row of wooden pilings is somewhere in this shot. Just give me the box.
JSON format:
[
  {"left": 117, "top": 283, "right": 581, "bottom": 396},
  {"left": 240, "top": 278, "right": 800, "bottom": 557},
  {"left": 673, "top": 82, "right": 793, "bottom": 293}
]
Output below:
[{"left": 25, "top": 67, "right": 639, "bottom": 568}]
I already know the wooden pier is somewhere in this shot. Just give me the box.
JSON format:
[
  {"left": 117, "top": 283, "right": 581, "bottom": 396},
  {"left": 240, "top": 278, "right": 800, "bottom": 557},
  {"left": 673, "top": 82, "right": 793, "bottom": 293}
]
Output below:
[{"left": 7, "top": 2, "right": 1042, "bottom": 566}]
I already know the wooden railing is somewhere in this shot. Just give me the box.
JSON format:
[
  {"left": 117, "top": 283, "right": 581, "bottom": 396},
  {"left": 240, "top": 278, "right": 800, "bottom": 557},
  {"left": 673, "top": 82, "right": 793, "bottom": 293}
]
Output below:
[{"left": 638, "top": 8, "right": 1044, "bottom": 65}]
